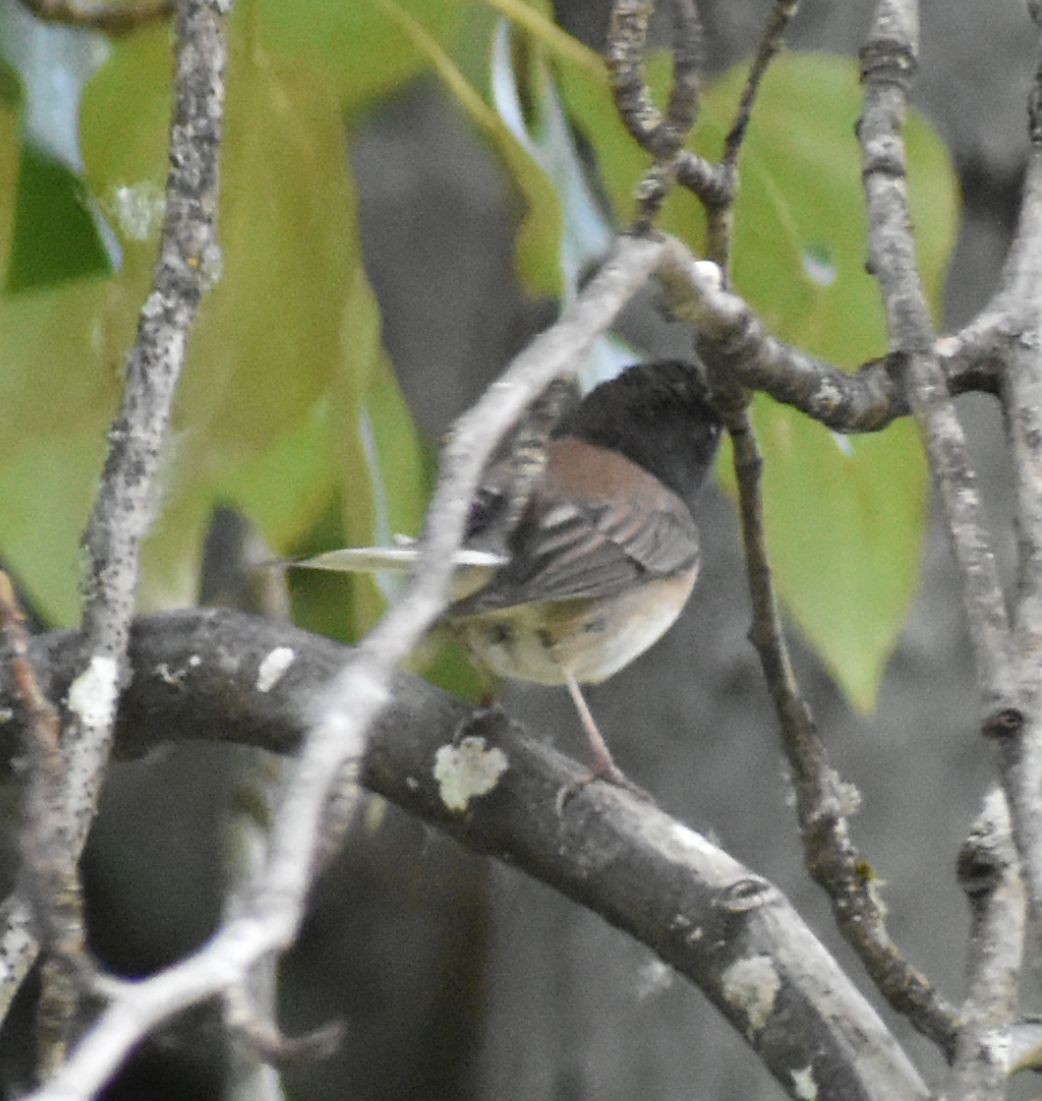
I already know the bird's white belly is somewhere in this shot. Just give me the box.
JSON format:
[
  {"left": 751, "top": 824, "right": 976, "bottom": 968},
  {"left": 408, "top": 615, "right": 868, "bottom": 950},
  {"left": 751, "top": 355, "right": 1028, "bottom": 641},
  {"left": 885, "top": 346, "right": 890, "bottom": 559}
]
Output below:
[{"left": 456, "top": 569, "right": 697, "bottom": 686}]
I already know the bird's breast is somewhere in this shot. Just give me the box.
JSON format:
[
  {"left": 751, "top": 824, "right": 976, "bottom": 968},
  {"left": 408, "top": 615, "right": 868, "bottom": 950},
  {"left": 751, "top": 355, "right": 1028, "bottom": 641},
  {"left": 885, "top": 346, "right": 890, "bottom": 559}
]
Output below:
[{"left": 454, "top": 567, "right": 697, "bottom": 687}]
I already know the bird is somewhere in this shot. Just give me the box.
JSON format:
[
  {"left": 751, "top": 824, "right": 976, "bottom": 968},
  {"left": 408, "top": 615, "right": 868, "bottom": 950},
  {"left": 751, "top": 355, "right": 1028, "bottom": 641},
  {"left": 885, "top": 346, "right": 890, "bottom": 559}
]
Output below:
[{"left": 293, "top": 360, "right": 722, "bottom": 787}]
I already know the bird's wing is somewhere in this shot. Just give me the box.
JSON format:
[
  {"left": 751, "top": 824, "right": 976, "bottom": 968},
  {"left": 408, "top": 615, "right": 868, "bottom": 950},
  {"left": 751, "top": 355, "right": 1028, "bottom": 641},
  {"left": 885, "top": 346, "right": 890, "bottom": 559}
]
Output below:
[{"left": 451, "top": 442, "right": 699, "bottom": 614}]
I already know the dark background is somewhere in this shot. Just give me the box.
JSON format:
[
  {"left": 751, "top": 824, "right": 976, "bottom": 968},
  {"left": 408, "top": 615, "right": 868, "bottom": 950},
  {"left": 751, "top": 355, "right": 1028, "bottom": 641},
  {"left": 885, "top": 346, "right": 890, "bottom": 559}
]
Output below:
[{"left": 4, "top": 2, "right": 1035, "bottom": 1099}]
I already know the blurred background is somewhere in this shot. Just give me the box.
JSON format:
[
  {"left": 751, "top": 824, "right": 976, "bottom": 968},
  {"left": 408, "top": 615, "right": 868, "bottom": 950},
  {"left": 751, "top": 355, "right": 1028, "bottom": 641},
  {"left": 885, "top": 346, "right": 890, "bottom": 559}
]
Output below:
[{"left": 0, "top": 1, "right": 1035, "bottom": 1098}]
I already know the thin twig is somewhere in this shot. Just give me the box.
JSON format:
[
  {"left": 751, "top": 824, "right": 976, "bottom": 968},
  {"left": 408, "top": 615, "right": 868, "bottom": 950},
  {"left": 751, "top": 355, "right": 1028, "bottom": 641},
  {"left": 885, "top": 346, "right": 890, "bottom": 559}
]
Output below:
[
  {"left": 656, "top": 239, "right": 1001, "bottom": 431},
  {"left": 16, "top": 0, "right": 172, "bottom": 34},
  {"left": 859, "top": 3, "right": 1042, "bottom": 1071},
  {"left": 630, "top": 0, "right": 957, "bottom": 1050},
  {"left": 859, "top": 1, "right": 1013, "bottom": 712},
  {"left": 707, "top": 0, "right": 800, "bottom": 266},
  {"left": 0, "top": 580, "right": 83, "bottom": 1081},
  {"left": 606, "top": 0, "right": 730, "bottom": 217},
  {"left": 709, "top": 378, "right": 960, "bottom": 1057},
  {"left": 0, "top": 575, "right": 83, "bottom": 1076},
  {"left": 607, "top": 0, "right": 705, "bottom": 230},
  {"left": 67, "top": 0, "right": 228, "bottom": 880},
  {"left": 720, "top": 0, "right": 799, "bottom": 171},
  {"left": 988, "top": 28, "right": 1042, "bottom": 978},
  {"left": 0, "top": 0, "right": 231, "bottom": 1026},
  {"left": 607, "top": 0, "right": 701, "bottom": 163}
]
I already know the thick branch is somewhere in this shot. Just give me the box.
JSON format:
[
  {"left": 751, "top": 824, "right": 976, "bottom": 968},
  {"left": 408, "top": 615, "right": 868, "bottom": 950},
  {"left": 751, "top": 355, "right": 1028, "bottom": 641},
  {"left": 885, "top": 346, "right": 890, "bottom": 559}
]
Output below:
[
  {"left": 4, "top": 236, "right": 669, "bottom": 1098},
  {"left": 1, "top": 610, "right": 929, "bottom": 1101}
]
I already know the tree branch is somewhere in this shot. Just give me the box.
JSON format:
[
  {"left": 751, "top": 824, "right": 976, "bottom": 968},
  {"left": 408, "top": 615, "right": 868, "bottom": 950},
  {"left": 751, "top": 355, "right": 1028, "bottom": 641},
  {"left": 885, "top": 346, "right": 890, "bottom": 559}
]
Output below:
[
  {"left": 945, "top": 789, "right": 1025, "bottom": 1098},
  {"left": 706, "top": 381, "right": 959, "bottom": 1057},
  {"left": 859, "top": 1, "right": 1013, "bottom": 711},
  {"left": 1, "top": 610, "right": 930, "bottom": 1101},
  {"left": 990, "top": 40, "right": 1042, "bottom": 957},
  {"left": 606, "top": 0, "right": 730, "bottom": 210},
  {"left": 0, "top": 0, "right": 231, "bottom": 1030},
  {"left": 657, "top": 239, "right": 1001, "bottom": 433}
]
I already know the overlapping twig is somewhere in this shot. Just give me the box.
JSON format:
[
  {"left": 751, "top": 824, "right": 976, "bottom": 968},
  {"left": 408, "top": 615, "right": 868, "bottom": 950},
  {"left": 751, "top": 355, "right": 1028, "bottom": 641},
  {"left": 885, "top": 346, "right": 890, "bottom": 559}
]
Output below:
[
  {"left": 858, "top": 3, "right": 1042, "bottom": 1086},
  {"left": 0, "top": 0, "right": 230, "bottom": 1042},
  {"left": 860, "top": 1, "right": 1013, "bottom": 709},
  {"left": 0, "top": 576, "right": 80, "bottom": 1074},
  {"left": 607, "top": 0, "right": 727, "bottom": 223}
]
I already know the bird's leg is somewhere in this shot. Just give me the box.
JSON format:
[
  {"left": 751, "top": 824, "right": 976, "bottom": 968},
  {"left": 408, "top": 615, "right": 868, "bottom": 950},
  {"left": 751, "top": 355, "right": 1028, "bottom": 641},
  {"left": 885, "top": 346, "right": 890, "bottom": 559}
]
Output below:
[{"left": 563, "top": 671, "right": 640, "bottom": 791}]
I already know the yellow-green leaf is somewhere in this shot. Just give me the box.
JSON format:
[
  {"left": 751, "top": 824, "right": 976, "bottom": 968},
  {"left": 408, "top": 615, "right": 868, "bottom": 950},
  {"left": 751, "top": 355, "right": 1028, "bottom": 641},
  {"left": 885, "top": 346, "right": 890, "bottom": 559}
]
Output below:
[
  {"left": 257, "top": 0, "right": 465, "bottom": 110},
  {"left": 705, "top": 55, "right": 957, "bottom": 711}
]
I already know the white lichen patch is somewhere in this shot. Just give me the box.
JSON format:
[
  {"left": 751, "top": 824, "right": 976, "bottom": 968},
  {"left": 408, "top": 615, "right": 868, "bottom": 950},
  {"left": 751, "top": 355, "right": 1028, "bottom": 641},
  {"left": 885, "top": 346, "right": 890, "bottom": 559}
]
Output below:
[
  {"left": 110, "top": 182, "right": 166, "bottom": 241},
  {"left": 721, "top": 955, "right": 780, "bottom": 1033},
  {"left": 790, "top": 1065, "right": 817, "bottom": 1099},
  {"left": 634, "top": 958, "right": 674, "bottom": 1001},
  {"left": 256, "top": 647, "right": 295, "bottom": 693},
  {"left": 67, "top": 655, "right": 119, "bottom": 730},
  {"left": 433, "top": 737, "right": 508, "bottom": 812}
]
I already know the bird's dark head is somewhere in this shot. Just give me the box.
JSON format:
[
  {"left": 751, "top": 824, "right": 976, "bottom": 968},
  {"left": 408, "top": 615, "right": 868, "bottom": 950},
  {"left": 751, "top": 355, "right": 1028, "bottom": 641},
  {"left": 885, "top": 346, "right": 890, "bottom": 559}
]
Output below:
[{"left": 553, "top": 360, "right": 722, "bottom": 514}]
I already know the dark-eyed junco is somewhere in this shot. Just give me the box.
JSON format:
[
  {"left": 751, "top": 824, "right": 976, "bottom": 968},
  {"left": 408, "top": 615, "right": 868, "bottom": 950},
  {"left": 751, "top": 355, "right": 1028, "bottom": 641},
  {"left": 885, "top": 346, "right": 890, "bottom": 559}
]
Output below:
[{"left": 294, "top": 360, "right": 722, "bottom": 786}]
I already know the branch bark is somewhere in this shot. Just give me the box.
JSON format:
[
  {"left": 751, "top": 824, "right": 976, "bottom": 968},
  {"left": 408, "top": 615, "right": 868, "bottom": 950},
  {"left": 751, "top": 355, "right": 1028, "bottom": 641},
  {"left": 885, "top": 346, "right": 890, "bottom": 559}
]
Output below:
[
  {"left": 0, "top": 0, "right": 231, "bottom": 1038},
  {"left": 1, "top": 610, "right": 930, "bottom": 1101}
]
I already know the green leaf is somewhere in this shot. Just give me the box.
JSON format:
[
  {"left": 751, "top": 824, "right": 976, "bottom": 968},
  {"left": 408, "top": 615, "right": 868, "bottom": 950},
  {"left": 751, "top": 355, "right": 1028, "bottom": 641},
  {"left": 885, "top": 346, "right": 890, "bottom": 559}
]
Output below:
[
  {"left": 730, "top": 411, "right": 928, "bottom": 713},
  {"left": 0, "top": 415, "right": 108, "bottom": 625},
  {"left": 256, "top": 0, "right": 465, "bottom": 110},
  {"left": 76, "top": 21, "right": 368, "bottom": 609},
  {"left": 0, "top": 8, "right": 427, "bottom": 624},
  {"left": 4, "top": 143, "right": 113, "bottom": 291},
  {"left": 703, "top": 55, "right": 957, "bottom": 711}
]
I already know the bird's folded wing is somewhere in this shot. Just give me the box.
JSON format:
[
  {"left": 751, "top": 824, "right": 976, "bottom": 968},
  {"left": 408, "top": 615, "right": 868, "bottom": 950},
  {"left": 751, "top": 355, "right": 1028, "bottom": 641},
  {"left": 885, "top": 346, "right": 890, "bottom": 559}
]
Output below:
[{"left": 450, "top": 492, "right": 699, "bottom": 614}]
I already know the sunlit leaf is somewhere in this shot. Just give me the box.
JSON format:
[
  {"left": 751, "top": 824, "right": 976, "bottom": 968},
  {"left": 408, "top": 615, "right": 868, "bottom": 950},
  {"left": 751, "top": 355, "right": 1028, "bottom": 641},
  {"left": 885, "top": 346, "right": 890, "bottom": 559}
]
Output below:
[
  {"left": 257, "top": 0, "right": 464, "bottom": 110},
  {"left": 0, "top": 9, "right": 425, "bottom": 622},
  {"left": 704, "top": 55, "right": 956, "bottom": 711},
  {"left": 0, "top": 416, "right": 108, "bottom": 625}
]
